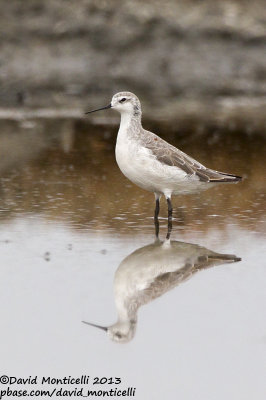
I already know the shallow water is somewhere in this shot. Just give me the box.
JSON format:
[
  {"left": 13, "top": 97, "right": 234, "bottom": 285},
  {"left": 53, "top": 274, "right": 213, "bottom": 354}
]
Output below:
[{"left": 0, "top": 120, "right": 265, "bottom": 399}]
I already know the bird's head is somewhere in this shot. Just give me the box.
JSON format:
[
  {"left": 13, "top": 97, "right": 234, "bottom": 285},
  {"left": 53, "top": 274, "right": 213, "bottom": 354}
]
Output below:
[
  {"left": 111, "top": 92, "right": 141, "bottom": 116},
  {"left": 85, "top": 91, "right": 141, "bottom": 117}
]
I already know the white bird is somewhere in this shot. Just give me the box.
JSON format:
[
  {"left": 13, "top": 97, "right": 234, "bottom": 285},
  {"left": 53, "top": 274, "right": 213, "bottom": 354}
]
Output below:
[
  {"left": 86, "top": 92, "right": 242, "bottom": 219},
  {"left": 83, "top": 235, "right": 241, "bottom": 343}
]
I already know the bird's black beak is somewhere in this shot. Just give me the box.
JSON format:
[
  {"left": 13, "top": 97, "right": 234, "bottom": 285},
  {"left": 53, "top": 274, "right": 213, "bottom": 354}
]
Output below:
[
  {"left": 85, "top": 104, "right": 112, "bottom": 114},
  {"left": 82, "top": 321, "right": 108, "bottom": 332}
]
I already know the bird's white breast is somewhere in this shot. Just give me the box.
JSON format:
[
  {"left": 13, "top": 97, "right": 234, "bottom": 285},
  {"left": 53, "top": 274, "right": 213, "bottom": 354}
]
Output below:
[
  {"left": 115, "top": 121, "right": 158, "bottom": 192},
  {"left": 115, "top": 115, "right": 206, "bottom": 195},
  {"left": 116, "top": 135, "right": 194, "bottom": 196}
]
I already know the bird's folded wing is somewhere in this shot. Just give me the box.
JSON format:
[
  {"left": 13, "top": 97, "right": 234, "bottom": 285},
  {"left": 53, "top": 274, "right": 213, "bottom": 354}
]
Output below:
[{"left": 142, "top": 130, "right": 240, "bottom": 182}]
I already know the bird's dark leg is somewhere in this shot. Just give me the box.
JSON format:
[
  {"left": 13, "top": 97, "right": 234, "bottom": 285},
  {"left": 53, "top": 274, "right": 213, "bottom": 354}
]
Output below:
[
  {"left": 167, "top": 197, "right": 173, "bottom": 219},
  {"left": 155, "top": 198, "right": 160, "bottom": 218},
  {"left": 166, "top": 197, "right": 173, "bottom": 239},
  {"left": 154, "top": 194, "right": 160, "bottom": 238}
]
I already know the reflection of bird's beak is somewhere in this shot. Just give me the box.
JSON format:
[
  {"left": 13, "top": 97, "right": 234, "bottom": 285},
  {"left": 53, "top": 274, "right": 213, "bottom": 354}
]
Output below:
[
  {"left": 82, "top": 321, "right": 108, "bottom": 332},
  {"left": 85, "top": 104, "right": 112, "bottom": 114}
]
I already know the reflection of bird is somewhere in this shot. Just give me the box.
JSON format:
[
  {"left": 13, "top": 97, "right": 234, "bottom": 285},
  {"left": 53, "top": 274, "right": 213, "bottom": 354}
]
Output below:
[
  {"left": 83, "top": 237, "right": 241, "bottom": 343},
  {"left": 86, "top": 92, "right": 242, "bottom": 219}
]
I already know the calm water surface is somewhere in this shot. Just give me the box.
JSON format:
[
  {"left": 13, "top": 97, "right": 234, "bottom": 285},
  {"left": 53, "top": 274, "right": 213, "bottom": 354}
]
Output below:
[{"left": 0, "top": 120, "right": 265, "bottom": 399}]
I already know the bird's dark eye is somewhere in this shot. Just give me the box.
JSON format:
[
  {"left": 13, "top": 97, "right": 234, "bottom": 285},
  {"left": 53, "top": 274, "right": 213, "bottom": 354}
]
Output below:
[{"left": 119, "top": 98, "right": 126, "bottom": 103}]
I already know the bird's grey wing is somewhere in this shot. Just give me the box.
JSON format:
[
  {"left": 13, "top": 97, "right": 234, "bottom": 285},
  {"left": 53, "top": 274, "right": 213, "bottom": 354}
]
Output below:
[{"left": 142, "top": 130, "right": 240, "bottom": 182}]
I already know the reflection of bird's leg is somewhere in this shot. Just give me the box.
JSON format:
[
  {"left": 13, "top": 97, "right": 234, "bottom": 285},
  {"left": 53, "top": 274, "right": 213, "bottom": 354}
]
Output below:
[
  {"left": 166, "top": 197, "right": 173, "bottom": 239},
  {"left": 166, "top": 218, "right": 172, "bottom": 239},
  {"left": 154, "top": 194, "right": 161, "bottom": 238},
  {"left": 154, "top": 214, "right": 160, "bottom": 238}
]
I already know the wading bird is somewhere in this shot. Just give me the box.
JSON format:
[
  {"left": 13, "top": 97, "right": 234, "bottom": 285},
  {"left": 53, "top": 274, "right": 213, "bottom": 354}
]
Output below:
[{"left": 86, "top": 92, "right": 241, "bottom": 220}]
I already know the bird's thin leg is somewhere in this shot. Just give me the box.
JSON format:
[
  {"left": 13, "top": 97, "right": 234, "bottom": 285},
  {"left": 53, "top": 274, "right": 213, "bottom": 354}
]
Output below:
[
  {"left": 166, "top": 197, "right": 173, "bottom": 239},
  {"left": 167, "top": 197, "right": 173, "bottom": 219},
  {"left": 155, "top": 198, "right": 160, "bottom": 218},
  {"left": 154, "top": 193, "right": 161, "bottom": 238}
]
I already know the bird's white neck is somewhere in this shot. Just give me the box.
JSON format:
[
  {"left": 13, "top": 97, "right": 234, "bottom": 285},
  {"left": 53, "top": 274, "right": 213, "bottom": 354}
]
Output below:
[
  {"left": 119, "top": 112, "right": 133, "bottom": 131},
  {"left": 118, "top": 112, "right": 142, "bottom": 136}
]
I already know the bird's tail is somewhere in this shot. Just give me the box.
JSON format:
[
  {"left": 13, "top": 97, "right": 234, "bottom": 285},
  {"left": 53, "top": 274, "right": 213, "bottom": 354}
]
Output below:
[
  {"left": 213, "top": 171, "right": 242, "bottom": 183},
  {"left": 198, "top": 169, "right": 242, "bottom": 183}
]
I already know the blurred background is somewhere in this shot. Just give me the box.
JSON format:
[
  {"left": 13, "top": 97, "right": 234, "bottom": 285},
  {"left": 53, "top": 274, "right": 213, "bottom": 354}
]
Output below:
[
  {"left": 1, "top": 0, "right": 266, "bottom": 126},
  {"left": 0, "top": 2, "right": 266, "bottom": 399}
]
